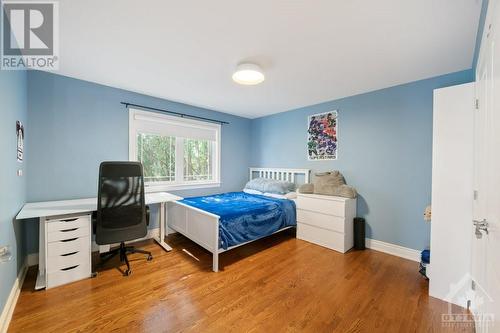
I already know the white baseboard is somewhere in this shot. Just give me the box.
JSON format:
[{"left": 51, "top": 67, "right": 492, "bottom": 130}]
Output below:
[
  {"left": 0, "top": 260, "right": 28, "bottom": 333},
  {"left": 365, "top": 238, "right": 421, "bottom": 262}
]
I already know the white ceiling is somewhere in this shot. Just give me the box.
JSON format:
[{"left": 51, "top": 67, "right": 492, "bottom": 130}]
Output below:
[{"left": 56, "top": 0, "right": 482, "bottom": 118}]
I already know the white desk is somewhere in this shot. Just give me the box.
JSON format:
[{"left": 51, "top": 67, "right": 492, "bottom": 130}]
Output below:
[{"left": 16, "top": 192, "right": 182, "bottom": 290}]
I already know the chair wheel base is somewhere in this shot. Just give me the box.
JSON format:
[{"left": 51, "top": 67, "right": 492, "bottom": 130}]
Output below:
[
  {"left": 147, "top": 255, "right": 153, "bottom": 261},
  {"left": 124, "top": 269, "right": 132, "bottom": 276}
]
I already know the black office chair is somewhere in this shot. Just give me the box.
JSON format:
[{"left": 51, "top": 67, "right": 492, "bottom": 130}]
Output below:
[{"left": 95, "top": 161, "right": 153, "bottom": 276}]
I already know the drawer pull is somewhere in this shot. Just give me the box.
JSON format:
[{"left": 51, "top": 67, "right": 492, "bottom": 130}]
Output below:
[
  {"left": 61, "top": 218, "right": 78, "bottom": 222},
  {"left": 61, "top": 238, "right": 78, "bottom": 243},
  {"left": 60, "top": 228, "right": 78, "bottom": 232},
  {"left": 61, "top": 265, "right": 79, "bottom": 271},
  {"left": 61, "top": 251, "right": 79, "bottom": 257}
]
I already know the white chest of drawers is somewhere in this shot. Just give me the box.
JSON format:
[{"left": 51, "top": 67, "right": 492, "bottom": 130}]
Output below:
[
  {"left": 296, "top": 193, "right": 357, "bottom": 253},
  {"left": 42, "top": 214, "right": 92, "bottom": 289}
]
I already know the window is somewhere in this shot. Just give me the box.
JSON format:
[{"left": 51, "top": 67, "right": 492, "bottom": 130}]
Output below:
[
  {"left": 129, "top": 109, "right": 221, "bottom": 191},
  {"left": 183, "top": 138, "right": 213, "bottom": 181},
  {"left": 137, "top": 133, "right": 176, "bottom": 182}
]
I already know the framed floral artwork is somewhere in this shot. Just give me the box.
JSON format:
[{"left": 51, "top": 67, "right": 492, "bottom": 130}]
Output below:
[{"left": 307, "top": 111, "right": 337, "bottom": 160}]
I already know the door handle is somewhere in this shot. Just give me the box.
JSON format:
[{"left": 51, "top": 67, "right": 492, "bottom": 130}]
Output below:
[{"left": 473, "top": 219, "right": 489, "bottom": 238}]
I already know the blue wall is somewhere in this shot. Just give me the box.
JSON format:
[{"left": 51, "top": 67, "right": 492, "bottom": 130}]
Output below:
[
  {"left": 25, "top": 70, "right": 252, "bottom": 253},
  {"left": 22, "top": 69, "right": 475, "bottom": 254},
  {"left": 24, "top": 69, "right": 475, "bottom": 253},
  {"left": 250, "top": 70, "right": 474, "bottom": 250},
  {"left": 0, "top": 71, "right": 27, "bottom": 313}
]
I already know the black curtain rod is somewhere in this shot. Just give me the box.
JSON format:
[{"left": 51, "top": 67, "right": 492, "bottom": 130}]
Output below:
[{"left": 121, "top": 102, "right": 229, "bottom": 125}]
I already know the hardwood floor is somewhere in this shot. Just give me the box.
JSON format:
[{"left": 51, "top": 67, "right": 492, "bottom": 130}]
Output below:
[{"left": 9, "top": 230, "right": 471, "bottom": 333}]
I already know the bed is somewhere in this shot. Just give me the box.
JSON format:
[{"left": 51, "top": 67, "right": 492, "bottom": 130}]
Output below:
[{"left": 167, "top": 168, "right": 310, "bottom": 271}]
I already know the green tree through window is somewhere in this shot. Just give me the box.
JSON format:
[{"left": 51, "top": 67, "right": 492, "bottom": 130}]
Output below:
[
  {"left": 137, "top": 133, "right": 175, "bottom": 182},
  {"left": 184, "top": 139, "right": 212, "bottom": 181}
]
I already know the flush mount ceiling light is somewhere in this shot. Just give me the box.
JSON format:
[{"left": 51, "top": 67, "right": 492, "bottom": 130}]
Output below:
[{"left": 232, "top": 63, "right": 265, "bottom": 85}]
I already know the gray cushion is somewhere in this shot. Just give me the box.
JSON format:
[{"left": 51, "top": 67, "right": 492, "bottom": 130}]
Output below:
[
  {"left": 244, "top": 178, "right": 296, "bottom": 194},
  {"left": 298, "top": 183, "right": 314, "bottom": 194},
  {"left": 299, "top": 171, "right": 358, "bottom": 199},
  {"left": 314, "top": 171, "right": 346, "bottom": 195},
  {"left": 330, "top": 184, "right": 358, "bottom": 199}
]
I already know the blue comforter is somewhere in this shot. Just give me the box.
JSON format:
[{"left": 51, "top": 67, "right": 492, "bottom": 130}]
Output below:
[{"left": 180, "top": 192, "right": 296, "bottom": 249}]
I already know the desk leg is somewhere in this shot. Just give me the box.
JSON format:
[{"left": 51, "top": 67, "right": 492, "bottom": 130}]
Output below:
[
  {"left": 153, "top": 202, "right": 172, "bottom": 251},
  {"left": 35, "top": 217, "right": 47, "bottom": 290}
]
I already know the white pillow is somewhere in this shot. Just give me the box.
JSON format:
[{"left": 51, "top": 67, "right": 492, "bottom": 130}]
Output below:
[
  {"left": 244, "top": 177, "right": 296, "bottom": 194},
  {"left": 262, "top": 192, "right": 297, "bottom": 200},
  {"left": 243, "top": 188, "right": 263, "bottom": 195}
]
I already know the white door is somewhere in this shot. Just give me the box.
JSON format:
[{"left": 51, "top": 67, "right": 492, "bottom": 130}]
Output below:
[
  {"left": 471, "top": 1, "right": 500, "bottom": 331},
  {"left": 429, "top": 82, "right": 474, "bottom": 305},
  {"left": 472, "top": 51, "right": 492, "bottom": 333}
]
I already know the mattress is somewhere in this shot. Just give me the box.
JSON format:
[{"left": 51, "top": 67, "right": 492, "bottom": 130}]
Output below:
[{"left": 179, "top": 191, "right": 296, "bottom": 249}]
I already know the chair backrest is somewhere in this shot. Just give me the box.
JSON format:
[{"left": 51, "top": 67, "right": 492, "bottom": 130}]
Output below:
[{"left": 96, "top": 161, "right": 147, "bottom": 245}]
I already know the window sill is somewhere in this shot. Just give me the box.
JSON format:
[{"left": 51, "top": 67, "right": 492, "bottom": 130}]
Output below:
[{"left": 145, "top": 182, "right": 221, "bottom": 193}]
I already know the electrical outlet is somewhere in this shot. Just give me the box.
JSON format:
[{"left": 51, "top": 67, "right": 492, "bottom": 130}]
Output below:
[
  {"left": 17, "top": 169, "right": 23, "bottom": 176},
  {"left": 0, "top": 245, "right": 12, "bottom": 263}
]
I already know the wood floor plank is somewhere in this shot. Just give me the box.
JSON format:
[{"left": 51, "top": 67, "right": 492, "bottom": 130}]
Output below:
[{"left": 8, "top": 230, "right": 472, "bottom": 332}]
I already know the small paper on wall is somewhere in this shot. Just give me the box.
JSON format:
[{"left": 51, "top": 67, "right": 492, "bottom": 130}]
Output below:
[{"left": 16, "top": 120, "right": 24, "bottom": 163}]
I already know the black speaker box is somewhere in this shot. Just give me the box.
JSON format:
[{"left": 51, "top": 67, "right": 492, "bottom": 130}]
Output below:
[{"left": 353, "top": 217, "right": 366, "bottom": 250}]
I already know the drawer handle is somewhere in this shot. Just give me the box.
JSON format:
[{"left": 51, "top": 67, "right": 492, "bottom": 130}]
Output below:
[
  {"left": 61, "top": 265, "right": 79, "bottom": 271},
  {"left": 61, "top": 218, "right": 78, "bottom": 222},
  {"left": 61, "top": 251, "right": 79, "bottom": 257},
  {"left": 60, "top": 238, "right": 78, "bottom": 243},
  {"left": 60, "top": 228, "right": 78, "bottom": 232}
]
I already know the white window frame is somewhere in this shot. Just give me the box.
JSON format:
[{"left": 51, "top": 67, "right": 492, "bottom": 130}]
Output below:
[{"left": 129, "top": 108, "right": 221, "bottom": 192}]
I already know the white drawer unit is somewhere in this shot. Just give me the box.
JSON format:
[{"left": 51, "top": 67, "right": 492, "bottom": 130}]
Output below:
[
  {"left": 47, "top": 250, "right": 90, "bottom": 274},
  {"left": 47, "top": 263, "right": 91, "bottom": 289},
  {"left": 296, "top": 193, "right": 357, "bottom": 253},
  {"left": 47, "top": 236, "right": 89, "bottom": 258},
  {"left": 41, "top": 214, "right": 92, "bottom": 289},
  {"left": 46, "top": 215, "right": 89, "bottom": 233}
]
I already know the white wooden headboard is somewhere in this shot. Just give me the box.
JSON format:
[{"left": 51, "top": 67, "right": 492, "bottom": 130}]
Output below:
[{"left": 249, "top": 167, "right": 310, "bottom": 184}]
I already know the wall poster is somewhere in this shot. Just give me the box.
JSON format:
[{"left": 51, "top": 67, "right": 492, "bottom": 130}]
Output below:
[{"left": 307, "top": 110, "right": 338, "bottom": 160}]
